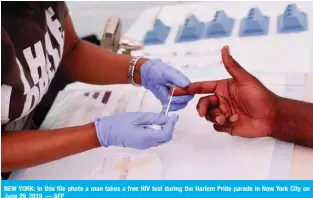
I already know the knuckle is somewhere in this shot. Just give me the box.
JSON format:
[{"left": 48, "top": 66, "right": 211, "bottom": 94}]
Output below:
[
  {"left": 198, "top": 96, "right": 207, "bottom": 105},
  {"left": 229, "top": 128, "right": 235, "bottom": 136},
  {"left": 213, "top": 124, "right": 221, "bottom": 132},
  {"left": 199, "top": 96, "right": 205, "bottom": 102},
  {"left": 212, "top": 108, "right": 221, "bottom": 116},
  {"left": 191, "top": 82, "right": 204, "bottom": 94},
  {"left": 205, "top": 113, "right": 211, "bottom": 121}
]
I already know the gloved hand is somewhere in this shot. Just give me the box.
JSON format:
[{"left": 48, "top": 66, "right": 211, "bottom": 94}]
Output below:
[
  {"left": 141, "top": 59, "right": 194, "bottom": 113},
  {"left": 94, "top": 112, "right": 179, "bottom": 150}
]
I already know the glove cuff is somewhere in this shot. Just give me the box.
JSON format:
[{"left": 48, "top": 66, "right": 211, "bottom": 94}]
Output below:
[{"left": 94, "top": 117, "right": 111, "bottom": 147}]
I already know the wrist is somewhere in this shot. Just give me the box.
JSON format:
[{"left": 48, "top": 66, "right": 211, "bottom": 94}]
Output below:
[
  {"left": 93, "top": 118, "right": 111, "bottom": 147},
  {"left": 268, "top": 95, "right": 283, "bottom": 138},
  {"left": 84, "top": 122, "right": 102, "bottom": 148},
  {"left": 133, "top": 58, "right": 149, "bottom": 85},
  {"left": 269, "top": 96, "right": 313, "bottom": 147}
]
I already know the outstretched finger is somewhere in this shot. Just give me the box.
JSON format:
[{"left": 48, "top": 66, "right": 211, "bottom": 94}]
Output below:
[{"left": 173, "top": 81, "right": 218, "bottom": 96}]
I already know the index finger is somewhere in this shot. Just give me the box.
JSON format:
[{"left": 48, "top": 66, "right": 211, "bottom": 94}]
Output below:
[{"left": 173, "top": 81, "right": 218, "bottom": 96}]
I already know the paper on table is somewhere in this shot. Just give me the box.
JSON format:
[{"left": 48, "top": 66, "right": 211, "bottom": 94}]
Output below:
[
  {"left": 40, "top": 91, "right": 113, "bottom": 129},
  {"left": 139, "top": 92, "right": 276, "bottom": 179},
  {"left": 91, "top": 151, "right": 164, "bottom": 180},
  {"left": 40, "top": 87, "right": 146, "bottom": 129}
]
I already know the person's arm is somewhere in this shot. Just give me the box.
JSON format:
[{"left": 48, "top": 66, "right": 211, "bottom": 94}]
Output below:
[
  {"left": 59, "top": 14, "right": 147, "bottom": 85},
  {"left": 271, "top": 97, "right": 313, "bottom": 148},
  {"left": 59, "top": 13, "right": 193, "bottom": 112},
  {"left": 1, "top": 123, "right": 99, "bottom": 172},
  {"left": 1, "top": 112, "right": 178, "bottom": 172}
]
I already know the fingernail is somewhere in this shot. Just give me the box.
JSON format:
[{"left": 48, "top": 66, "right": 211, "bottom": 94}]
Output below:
[
  {"left": 215, "top": 116, "right": 225, "bottom": 125},
  {"left": 229, "top": 114, "right": 238, "bottom": 122},
  {"left": 215, "top": 117, "right": 221, "bottom": 125}
]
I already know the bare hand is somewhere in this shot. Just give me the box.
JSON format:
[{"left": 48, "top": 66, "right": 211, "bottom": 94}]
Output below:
[{"left": 174, "top": 46, "right": 279, "bottom": 138}]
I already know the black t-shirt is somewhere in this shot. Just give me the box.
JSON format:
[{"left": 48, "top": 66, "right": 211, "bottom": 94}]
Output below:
[{"left": 1, "top": 2, "right": 68, "bottom": 131}]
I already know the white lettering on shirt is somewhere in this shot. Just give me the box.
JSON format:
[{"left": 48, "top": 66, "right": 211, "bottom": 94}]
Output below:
[
  {"left": 2, "top": 6, "right": 65, "bottom": 126},
  {"left": 1, "top": 85, "right": 12, "bottom": 125}
]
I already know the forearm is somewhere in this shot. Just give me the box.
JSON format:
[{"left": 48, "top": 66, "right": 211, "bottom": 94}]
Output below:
[
  {"left": 271, "top": 97, "right": 313, "bottom": 148},
  {"left": 1, "top": 123, "right": 100, "bottom": 172},
  {"left": 60, "top": 40, "right": 146, "bottom": 85}
]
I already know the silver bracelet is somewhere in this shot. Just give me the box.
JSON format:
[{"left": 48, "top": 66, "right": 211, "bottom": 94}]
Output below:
[{"left": 128, "top": 56, "right": 141, "bottom": 86}]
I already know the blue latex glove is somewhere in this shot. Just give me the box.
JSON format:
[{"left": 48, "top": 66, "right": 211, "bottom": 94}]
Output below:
[
  {"left": 94, "top": 112, "right": 179, "bottom": 150},
  {"left": 141, "top": 59, "right": 194, "bottom": 113}
]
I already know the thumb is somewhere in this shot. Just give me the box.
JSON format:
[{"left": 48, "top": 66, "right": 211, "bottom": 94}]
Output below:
[{"left": 221, "top": 46, "right": 254, "bottom": 83}]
